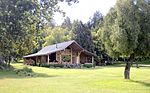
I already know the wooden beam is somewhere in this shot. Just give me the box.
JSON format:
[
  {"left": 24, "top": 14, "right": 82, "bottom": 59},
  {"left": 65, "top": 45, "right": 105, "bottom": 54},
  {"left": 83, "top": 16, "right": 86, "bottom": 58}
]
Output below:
[
  {"left": 92, "top": 56, "right": 94, "bottom": 67},
  {"left": 71, "top": 48, "right": 72, "bottom": 64},
  {"left": 86, "top": 57, "right": 87, "bottom": 63},
  {"left": 35, "top": 56, "right": 37, "bottom": 65},
  {"left": 47, "top": 55, "right": 49, "bottom": 64},
  {"left": 77, "top": 52, "right": 81, "bottom": 64},
  {"left": 60, "top": 51, "right": 62, "bottom": 63}
]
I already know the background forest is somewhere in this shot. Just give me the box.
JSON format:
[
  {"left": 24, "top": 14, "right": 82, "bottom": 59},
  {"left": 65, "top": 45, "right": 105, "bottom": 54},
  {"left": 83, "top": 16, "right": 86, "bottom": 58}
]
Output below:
[{"left": 0, "top": 0, "right": 150, "bottom": 73}]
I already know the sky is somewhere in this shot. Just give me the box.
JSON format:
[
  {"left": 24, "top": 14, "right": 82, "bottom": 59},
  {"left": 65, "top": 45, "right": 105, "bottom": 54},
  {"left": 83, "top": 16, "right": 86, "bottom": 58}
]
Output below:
[{"left": 54, "top": 0, "right": 116, "bottom": 25}]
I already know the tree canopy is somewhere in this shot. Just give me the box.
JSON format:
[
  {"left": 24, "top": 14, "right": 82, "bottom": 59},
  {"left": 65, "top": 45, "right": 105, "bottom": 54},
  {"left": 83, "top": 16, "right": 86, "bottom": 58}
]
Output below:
[
  {"left": 99, "top": 0, "right": 150, "bottom": 79},
  {"left": 0, "top": 0, "right": 78, "bottom": 69}
]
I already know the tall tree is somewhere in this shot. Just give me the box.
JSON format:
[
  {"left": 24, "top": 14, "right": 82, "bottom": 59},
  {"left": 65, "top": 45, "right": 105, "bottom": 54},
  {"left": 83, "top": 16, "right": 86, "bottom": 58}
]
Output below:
[
  {"left": 88, "top": 11, "right": 104, "bottom": 60},
  {"left": 42, "top": 26, "right": 72, "bottom": 46},
  {"left": 0, "top": 0, "right": 38, "bottom": 67},
  {"left": 61, "top": 16, "right": 72, "bottom": 31},
  {"left": 88, "top": 11, "right": 103, "bottom": 30},
  {"left": 135, "top": 0, "right": 150, "bottom": 57},
  {"left": 100, "top": 0, "right": 150, "bottom": 79},
  {"left": 72, "top": 20, "right": 94, "bottom": 52}
]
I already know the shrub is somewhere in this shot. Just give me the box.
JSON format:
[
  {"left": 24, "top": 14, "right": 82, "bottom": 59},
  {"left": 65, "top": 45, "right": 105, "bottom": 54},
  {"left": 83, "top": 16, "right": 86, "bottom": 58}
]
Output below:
[
  {"left": 40, "top": 63, "right": 64, "bottom": 68},
  {"left": 14, "top": 66, "right": 34, "bottom": 77},
  {"left": 82, "top": 63, "right": 93, "bottom": 68},
  {"left": 53, "top": 64, "right": 64, "bottom": 68},
  {"left": 61, "top": 55, "right": 71, "bottom": 62},
  {"left": 40, "top": 64, "right": 50, "bottom": 68},
  {"left": 23, "top": 66, "right": 32, "bottom": 72},
  {"left": 49, "top": 64, "right": 55, "bottom": 67}
]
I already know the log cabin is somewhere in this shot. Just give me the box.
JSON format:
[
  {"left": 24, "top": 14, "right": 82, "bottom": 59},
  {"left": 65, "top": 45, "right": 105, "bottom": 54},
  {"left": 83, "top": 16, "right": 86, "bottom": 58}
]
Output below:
[{"left": 23, "top": 40, "right": 94, "bottom": 66}]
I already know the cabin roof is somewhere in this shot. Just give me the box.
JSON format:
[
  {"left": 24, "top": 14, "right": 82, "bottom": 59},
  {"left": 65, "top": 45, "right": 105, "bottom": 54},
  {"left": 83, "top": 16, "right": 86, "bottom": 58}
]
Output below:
[{"left": 23, "top": 40, "right": 94, "bottom": 58}]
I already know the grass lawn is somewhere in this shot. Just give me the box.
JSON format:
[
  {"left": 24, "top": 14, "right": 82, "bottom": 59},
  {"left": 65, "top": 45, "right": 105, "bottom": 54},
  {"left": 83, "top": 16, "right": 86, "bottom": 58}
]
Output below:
[{"left": 0, "top": 63, "right": 150, "bottom": 93}]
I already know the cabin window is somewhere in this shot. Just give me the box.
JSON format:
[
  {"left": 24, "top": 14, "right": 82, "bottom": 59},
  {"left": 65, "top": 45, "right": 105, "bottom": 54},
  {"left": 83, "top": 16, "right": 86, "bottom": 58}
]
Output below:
[{"left": 61, "top": 55, "right": 71, "bottom": 62}]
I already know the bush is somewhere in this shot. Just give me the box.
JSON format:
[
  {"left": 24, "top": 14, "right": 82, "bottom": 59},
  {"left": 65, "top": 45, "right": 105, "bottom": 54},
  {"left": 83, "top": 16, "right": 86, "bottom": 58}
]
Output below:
[
  {"left": 40, "top": 64, "right": 50, "bottom": 68},
  {"left": 62, "top": 55, "right": 71, "bottom": 62},
  {"left": 49, "top": 64, "right": 55, "bottom": 67},
  {"left": 82, "top": 63, "right": 93, "bottom": 68},
  {"left": 14, "top": 66, "right": 34, "bottom": 77},
  {"left": 40, "top": 63, "right": 64, "bottom": 68},
  {"left": 53, "top": 64, "right": 64, "bottom": 68},
  {"left": 23, "top": 66, "right": 32, "bottom": 72}
]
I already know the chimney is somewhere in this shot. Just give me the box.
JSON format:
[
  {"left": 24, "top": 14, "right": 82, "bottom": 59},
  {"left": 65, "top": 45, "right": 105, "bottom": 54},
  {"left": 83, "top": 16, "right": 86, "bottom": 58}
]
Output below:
[
  {"left": 56, "top": 44, "right": 58, "bottom": 48},
  {"left": 55, "top": 41, "right": 58, "bottom": 48}
]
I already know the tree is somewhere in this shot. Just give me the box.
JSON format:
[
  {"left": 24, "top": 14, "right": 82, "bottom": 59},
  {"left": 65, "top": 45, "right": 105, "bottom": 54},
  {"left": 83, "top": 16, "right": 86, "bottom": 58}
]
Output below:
[
  {"left": 0, "top": 0, "right": 78, "bottom": 69},
  {"left": 100, "top": 0, "right": 150, "bottom": 79},
  {"left": 134, "top": 0, "right": 150, "bottom": 57},
  {"left": 0, "top": 0, "right": 38, "bottom": 67},
  {"left": 42, "top": 26, "right": 72, "bottom": 46},
  {"left": 61, "top": 16, "right": 72, "bottom": 31},
  {"left": 87, "top": 11, "right": 103, "bottom": 30},
  {"left": 72, "top": 20, "right": 94, "bottom": 52},
  {"left": 88, "top": 11, "right": 104, "bottom": 60}
]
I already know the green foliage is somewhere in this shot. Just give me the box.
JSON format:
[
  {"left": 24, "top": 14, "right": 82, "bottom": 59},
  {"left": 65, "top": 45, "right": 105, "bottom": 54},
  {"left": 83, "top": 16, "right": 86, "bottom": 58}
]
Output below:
[
  {"left": 0, "top": 0, "right": 77, "bottom": 69},
  {"left": 40, "top": 64, "right": 50, "bottom": 68},
  {"left": 72, "top": 20, "right": 94, "bottom": 52},
  {"left": 42, "top": 26, "right": 72, "bottom": 47},
  {"left": 100, "top": 0, "right": 150, "bottom": 58},
  {"left": 0, "top": 0, "right": 38, "bottom": 64},
  {"left": 53, "top": 64, "right": 64, "bottom": 68},
  {"left": 87, "top": 11, "right": 103, "bottom": 30},
  {"left": 82, "top": 63, "right": 93, "bottom": 68},
  {"left": 61, "top": 17, "right": 72, "bottom": 31},
  {"left": 40, "top": 63, "right": 64, "bottom": 68},
  {"left": 15, "top": 66, "right": 34, "bottom": 77},
  {"left": 62, "top": 55, "right": 71, "bottom": 62},
  {"left": 100, "top": 8, "right": 119, "bottom": 58},
  {"left": 136, "top": 59, "right": 150, "bottom": 64},
  {"left": 88, "top": 11, "right": 104, "bottom": 60}
]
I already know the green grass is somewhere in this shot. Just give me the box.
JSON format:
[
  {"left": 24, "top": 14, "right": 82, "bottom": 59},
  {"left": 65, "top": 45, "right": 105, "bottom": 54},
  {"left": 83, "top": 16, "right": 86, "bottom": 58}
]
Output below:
[{"left": 0, "top": 63, "right": 150, "bottom": 93}]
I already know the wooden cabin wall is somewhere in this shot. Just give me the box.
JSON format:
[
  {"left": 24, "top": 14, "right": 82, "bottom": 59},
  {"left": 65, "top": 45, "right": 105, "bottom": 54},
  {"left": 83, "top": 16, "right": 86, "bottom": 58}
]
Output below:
[
  {"left": 56, "top": 49, "right": 79, "bottom": 63},
  {"left": 72, "top": 51, "right": 77, "bottom": 63},
  {"left": 24, "top": 57, "right": 36, "bottom": 65},
  {"left": 61, "top": 49, "right": 71, "bottom": 55},
  {"left": 56, "top": 51, "right": 61, "bottom": 62},
  {"left": 80, "top": 53, "right": 92, "bottom": 64},
  {"left": 40, "top": 56, "right": 47, "bottom": 63}
]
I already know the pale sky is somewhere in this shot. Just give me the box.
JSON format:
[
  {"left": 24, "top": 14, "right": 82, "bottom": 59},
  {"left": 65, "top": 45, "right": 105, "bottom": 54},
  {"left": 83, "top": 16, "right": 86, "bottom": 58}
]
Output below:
[{"left": 54, "top": 0, "right": 116, "bottom": 25}]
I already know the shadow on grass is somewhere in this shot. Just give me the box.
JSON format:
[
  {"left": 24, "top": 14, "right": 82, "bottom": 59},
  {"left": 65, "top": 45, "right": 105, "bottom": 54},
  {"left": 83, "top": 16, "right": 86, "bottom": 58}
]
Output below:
[
  {"left": 0, "top": 70, "right": 59, "bottom": 79},
  {"left": 130, "top": 79, "right": 150, "bottom": 87}
]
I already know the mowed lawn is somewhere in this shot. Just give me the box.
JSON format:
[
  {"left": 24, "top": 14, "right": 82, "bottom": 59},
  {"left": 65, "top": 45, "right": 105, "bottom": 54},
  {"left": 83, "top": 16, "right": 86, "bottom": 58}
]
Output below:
[{"left": 0, "top": 63, "right": 150, "bottom": 93}]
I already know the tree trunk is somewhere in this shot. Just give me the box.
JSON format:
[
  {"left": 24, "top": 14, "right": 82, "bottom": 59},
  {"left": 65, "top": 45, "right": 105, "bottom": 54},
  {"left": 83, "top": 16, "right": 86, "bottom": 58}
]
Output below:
[
  {"left": 8, "top": 56, "right": 11, "bottom": 67},
  {"left": 136, "top": 61, "right": 139, "bottom": 68},
  {"left": 124, "top": 61, "right": 131, "bottom": 79}
]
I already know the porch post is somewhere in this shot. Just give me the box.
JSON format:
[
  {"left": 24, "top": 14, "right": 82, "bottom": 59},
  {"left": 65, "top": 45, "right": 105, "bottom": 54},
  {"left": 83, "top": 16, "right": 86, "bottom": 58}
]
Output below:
[
  {"left": 71, "top": 48, "right": 72, "bottom": 63},
  {"left": 35, "top": 56, "right": 37, "bottom": 66},
  {"left": 47, "top": 55, "right": 49, "bottom": 64},
  {"left": 92, "top": 56, "right": 94, "bottom": 67},
  {"left": 60, "top": 51, "right": 62, "bottom": 63},
  {"left": 77, "top": 52, "right": 81, "bottom": 64}
]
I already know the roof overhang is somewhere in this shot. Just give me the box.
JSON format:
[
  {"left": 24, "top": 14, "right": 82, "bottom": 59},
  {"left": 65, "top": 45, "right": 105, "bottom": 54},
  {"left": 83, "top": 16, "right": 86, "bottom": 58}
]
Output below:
[{"left": 82, "top": 50, "right": 95, "bottom": 56}]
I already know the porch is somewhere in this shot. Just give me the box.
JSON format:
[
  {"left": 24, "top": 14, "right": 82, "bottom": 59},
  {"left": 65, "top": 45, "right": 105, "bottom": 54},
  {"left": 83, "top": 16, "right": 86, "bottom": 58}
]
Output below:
[{"left": 24, "top": 48, "right": 94, "bottom": 66}]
